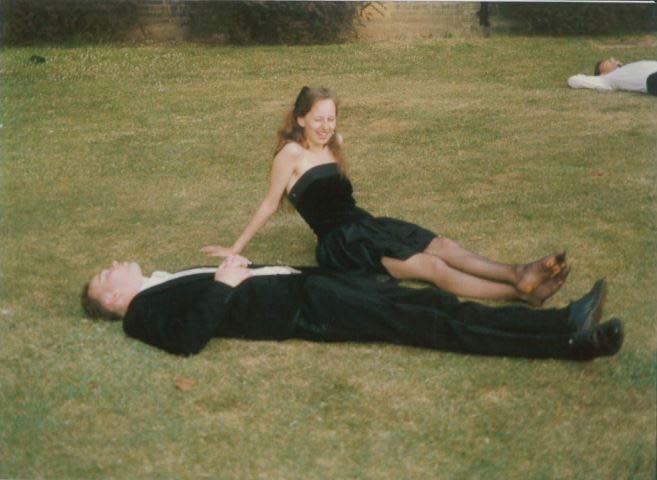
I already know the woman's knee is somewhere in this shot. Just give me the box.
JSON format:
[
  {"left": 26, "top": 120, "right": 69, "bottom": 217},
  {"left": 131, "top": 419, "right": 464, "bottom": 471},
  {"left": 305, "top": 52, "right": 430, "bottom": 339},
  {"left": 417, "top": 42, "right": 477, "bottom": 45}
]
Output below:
[{"left": 428, "top": 236, "right": 459, "bottom": 254}]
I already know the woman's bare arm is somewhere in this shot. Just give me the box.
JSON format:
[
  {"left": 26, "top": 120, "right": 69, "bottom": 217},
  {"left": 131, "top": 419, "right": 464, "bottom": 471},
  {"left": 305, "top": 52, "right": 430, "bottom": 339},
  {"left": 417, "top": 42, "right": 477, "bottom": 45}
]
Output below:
[{"left": 202, "top": 144, "right": 300, "bottom": 257}]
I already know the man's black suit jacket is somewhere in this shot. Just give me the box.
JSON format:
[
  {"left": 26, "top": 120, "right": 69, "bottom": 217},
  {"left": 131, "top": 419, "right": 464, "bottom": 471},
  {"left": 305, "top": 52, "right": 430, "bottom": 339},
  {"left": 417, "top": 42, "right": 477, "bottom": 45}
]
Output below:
[{"left": 123, "top": 269, "right": 314, "bottom": 356}]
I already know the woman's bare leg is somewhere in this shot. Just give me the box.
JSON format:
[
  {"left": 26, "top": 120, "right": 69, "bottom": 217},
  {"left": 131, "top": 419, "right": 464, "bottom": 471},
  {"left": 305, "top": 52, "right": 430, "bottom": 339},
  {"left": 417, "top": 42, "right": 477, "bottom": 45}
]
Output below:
[
  {"left": 381, "top": 253, "right": 568, "bottom": 306},
  {"left": 424, "top": 237, "right": 567, "bottom": 294}
]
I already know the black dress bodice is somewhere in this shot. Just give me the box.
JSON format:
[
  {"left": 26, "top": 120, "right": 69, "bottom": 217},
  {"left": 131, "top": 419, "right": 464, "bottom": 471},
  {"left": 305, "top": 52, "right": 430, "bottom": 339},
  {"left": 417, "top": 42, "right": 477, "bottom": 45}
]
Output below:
[
  {"left": 287, "top": 162, "right": 436, "bottom": 273},
  {"left": 287, "top": 163, "right": 371, "bottom": 238}
]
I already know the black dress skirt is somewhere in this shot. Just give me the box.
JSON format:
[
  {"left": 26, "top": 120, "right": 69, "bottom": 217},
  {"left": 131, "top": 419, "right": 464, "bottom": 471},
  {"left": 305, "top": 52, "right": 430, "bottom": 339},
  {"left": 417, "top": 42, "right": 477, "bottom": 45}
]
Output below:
[{"left": 287, "top": 163, "right": 436, "bottom": 274}]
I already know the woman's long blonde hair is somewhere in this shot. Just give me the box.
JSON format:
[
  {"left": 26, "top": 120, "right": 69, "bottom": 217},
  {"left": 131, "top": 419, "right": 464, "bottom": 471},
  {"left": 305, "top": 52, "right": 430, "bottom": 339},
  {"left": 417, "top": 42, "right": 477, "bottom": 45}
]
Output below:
[{"left": 274, "top": 86, "right": 347, "bottom": 173}]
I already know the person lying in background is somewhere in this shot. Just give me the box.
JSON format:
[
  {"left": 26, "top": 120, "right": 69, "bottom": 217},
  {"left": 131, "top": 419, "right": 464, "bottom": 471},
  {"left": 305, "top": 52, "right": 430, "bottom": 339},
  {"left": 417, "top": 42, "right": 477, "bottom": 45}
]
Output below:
[{"left": 568, "top": 58, "right": 657, "bottom": 95}]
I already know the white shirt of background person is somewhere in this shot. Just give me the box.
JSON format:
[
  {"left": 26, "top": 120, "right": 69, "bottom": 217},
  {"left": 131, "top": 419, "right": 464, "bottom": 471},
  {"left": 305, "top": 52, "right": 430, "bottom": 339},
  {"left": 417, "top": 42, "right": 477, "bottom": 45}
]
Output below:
[{"left": 568, "top": 59, "right": 657, "bottom": 93}]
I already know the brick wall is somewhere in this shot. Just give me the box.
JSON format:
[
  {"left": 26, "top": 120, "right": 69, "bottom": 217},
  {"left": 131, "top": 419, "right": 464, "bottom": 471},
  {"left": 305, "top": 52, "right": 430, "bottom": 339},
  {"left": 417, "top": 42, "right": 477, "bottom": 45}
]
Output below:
[
  {"left": 128, "top": 0, "right": 187, "bottom": 42},
  {"left": 128, "top": 1, "right": 485, "bottom": 42},
  {"left": 357, "top": 2, "right": 483, "bottom": 41}
]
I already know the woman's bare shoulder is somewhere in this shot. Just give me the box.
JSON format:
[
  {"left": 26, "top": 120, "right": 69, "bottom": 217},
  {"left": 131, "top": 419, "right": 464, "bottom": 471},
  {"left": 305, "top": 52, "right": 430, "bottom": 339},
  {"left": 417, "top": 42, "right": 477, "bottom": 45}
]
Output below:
[
  {"left": 278, "top": 141, "right": 305, "bottom": 157},
  {"left": 273, "top": 142, "right": 305, "bottom": 173}
]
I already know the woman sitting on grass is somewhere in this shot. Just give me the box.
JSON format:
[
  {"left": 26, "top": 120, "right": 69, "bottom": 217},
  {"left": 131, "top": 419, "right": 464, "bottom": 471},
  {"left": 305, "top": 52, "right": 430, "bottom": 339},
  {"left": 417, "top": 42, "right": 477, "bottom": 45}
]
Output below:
[{"left": 202, "top": 86, "right": 569, "bottom": 306}]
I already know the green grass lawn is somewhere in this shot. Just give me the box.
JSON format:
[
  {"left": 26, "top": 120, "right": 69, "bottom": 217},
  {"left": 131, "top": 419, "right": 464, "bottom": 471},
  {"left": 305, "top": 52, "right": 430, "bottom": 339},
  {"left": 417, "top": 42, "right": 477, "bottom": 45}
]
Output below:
[{"left": 1, "top": 35, "right": 656, "bottom": 478}]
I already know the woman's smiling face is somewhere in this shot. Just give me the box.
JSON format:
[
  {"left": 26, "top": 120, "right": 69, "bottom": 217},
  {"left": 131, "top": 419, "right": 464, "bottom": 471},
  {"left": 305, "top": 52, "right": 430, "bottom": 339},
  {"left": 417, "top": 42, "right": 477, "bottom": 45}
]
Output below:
[{"left": 297, "top": 98, "right": 336, "bottom": 149}]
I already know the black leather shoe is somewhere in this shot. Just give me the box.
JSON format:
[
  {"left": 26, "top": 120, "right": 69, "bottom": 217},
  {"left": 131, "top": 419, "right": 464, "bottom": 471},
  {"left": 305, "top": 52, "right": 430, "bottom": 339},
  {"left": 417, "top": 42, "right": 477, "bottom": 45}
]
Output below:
[
  {"left": 569, "top": 318, "right": 624, "bottom": 360},
  {"left": 567, "top": 278, "right": 607, "bottom": 332}
]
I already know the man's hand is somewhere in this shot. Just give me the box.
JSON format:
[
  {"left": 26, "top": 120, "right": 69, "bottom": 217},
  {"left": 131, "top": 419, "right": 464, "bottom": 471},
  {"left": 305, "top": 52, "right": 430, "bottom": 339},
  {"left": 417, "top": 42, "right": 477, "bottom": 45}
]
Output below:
[
  {"left": 221, "top": 254, "right": 252, "bottom": 268},
  {"left": 214, "top": 255, "right": 253, "bottom": 287},
  {"left": 201, "top": 244, "right": 236, "bottom": 258}
]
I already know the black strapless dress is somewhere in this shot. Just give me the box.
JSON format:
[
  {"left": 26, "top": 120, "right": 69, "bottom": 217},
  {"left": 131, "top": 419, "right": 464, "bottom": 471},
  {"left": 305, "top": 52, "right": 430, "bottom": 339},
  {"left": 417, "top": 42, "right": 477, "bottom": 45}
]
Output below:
[{"left": 288, "top": 163, "right": 436, "bottom": 274}]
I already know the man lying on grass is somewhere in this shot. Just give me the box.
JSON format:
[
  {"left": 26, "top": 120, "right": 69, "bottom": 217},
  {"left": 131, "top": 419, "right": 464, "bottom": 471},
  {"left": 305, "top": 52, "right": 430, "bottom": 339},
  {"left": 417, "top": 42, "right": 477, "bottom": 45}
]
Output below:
[
  {"left": 568, "top": 57, "right": 657, "bottom": 95},
  {"left": 81, "top": 255, "right": 623, "bottom": 361}
]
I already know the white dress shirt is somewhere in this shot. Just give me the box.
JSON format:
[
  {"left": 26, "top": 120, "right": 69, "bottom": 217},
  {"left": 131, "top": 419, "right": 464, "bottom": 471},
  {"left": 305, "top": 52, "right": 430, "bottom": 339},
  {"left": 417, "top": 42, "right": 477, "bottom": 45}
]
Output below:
[
  {"left": 139, "top": 266, "right": 301, "bottom": 292},
  {"left": 567, "top": 61, "right": 657, "bottom": 93}
]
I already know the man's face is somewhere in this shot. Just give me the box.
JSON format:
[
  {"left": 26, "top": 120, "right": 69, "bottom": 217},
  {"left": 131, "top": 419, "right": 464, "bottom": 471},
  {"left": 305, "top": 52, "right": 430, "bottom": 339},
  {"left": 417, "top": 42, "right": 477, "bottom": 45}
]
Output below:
[
  {"left": 89, "top": 261, "right": 143, "bottom": 311},
  {"left": 599, "top": 58, "right": 623, "bottom": 75}
]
